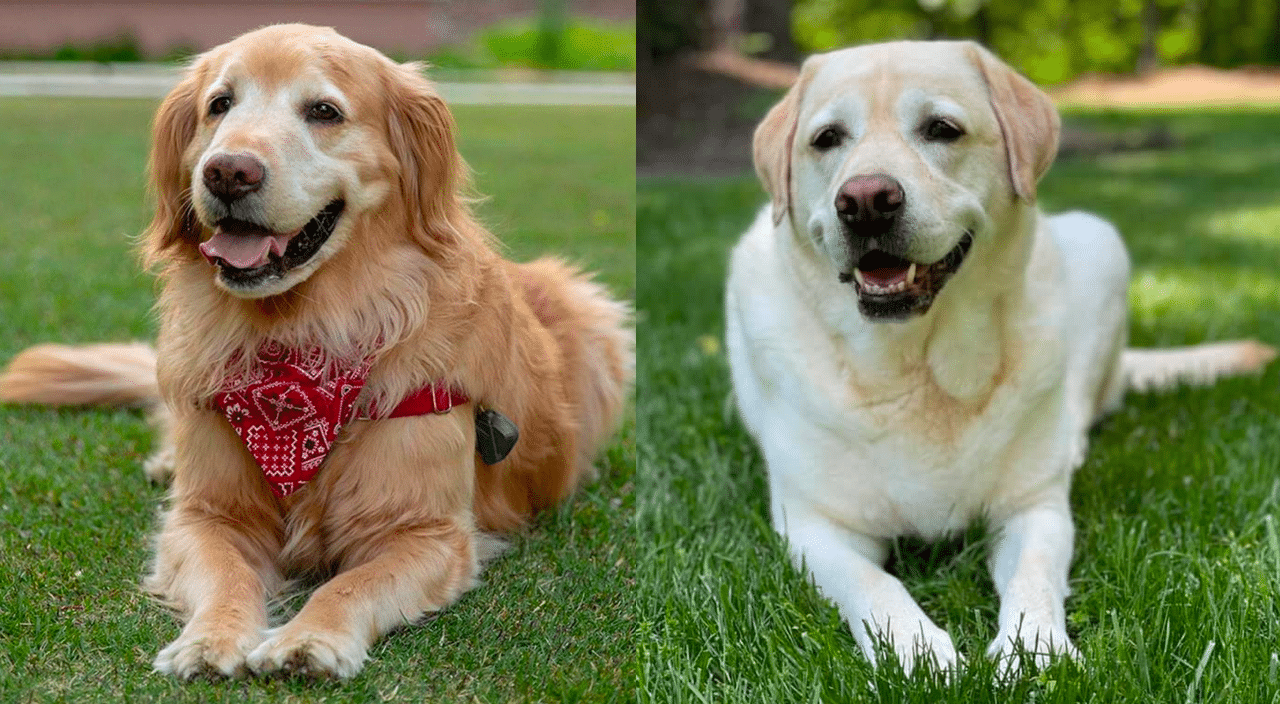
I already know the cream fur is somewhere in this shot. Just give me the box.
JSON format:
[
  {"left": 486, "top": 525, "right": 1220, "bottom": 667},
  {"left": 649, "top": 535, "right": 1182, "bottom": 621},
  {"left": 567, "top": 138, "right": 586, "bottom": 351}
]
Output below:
[{"left": 726, "top": 40, "right": 1274, "bottom": 676}]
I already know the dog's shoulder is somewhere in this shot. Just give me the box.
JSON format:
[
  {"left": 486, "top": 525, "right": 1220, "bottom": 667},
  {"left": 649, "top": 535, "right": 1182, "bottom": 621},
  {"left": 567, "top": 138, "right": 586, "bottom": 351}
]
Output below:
[
  {"left": 726, "top": 207, "right": 803, "bottom": 347},
  {"left": 727, "top": 206, "right": 780, "bottom": 289},
  {"left": 726, "top": 208, "right": 853, "bottom": 425}
]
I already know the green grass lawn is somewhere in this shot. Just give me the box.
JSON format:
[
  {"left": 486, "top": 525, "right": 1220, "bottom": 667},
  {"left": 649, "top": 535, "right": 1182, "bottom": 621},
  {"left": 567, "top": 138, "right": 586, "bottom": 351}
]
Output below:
[
  {"left": 637, "top": 108, "right": 1280, "bottom": 702},
  {"left": 0, "top": 98, "right": 635, "bottom": 703}
]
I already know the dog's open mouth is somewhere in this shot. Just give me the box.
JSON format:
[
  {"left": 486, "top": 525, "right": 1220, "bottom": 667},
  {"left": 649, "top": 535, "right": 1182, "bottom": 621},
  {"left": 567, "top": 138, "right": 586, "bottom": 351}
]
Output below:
[
  {"left": 841, "top": 231, "right": 974, "bottom": 320},
  {"left": 199, "top": 200, "right": 345, "bottom": 287}
]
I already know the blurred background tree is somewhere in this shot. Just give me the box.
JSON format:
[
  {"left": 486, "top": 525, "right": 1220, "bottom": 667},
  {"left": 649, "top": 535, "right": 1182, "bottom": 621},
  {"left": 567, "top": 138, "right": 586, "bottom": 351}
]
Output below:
[
  {"left": 642, "top": 0, "right": 1280, "bottom": 85},
  {"left": 638, "top": 0, "right": 1280, "bottom": 174}
]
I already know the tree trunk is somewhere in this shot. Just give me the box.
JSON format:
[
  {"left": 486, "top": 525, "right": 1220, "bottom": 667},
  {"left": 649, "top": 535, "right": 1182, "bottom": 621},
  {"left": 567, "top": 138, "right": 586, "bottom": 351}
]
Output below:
[
  {"left": 638, "top": 0, "right": 711, "bottom": 61},
  {"left": 536, "top": 0, "right": 568, "bottom": 68},
  {"left": 973, "top": 4, "right": 992, "bottom": 47},
  {"left": 1137, "top": 0, "right": 1160, "bottom": 74},
  {"left": 1267, "top": 0, "right": 1280, "bottom": 64},
  {"left": 745, "top": 0, "right": 797, "bottom": 62},
  {"left": 709, "top": 0, "right": 745, "bottom": 50}
]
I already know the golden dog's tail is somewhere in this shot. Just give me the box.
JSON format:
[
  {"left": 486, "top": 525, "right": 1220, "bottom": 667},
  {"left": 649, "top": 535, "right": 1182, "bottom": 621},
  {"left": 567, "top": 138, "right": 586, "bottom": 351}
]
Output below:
[
  {"left": 1, "top": 342, "right": 174, "bottom": 481},
  {"left": 0, "top": 342, "right": 160, "bottom": 407},
  {"left": 1123, "top": 340, "right": 1277, "bottom": 392}
]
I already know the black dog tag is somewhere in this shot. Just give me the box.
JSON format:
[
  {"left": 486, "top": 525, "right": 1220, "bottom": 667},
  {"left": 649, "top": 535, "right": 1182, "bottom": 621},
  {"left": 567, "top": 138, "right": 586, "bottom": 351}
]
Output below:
[{"left": 476, "top": 408, "right": 518, "bottom": 464}]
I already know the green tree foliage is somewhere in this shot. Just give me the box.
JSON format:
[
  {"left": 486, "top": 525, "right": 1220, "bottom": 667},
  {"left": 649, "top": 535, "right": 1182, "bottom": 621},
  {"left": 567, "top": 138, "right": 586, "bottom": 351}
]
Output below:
[{"left": 792, "top": 0, "right": 1280, "bottom": 84}]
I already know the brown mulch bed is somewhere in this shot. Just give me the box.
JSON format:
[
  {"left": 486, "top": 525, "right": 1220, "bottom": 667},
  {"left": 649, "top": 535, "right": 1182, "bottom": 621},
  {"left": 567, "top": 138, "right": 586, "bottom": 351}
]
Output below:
[{"left": 1053, "top": 65, "right": 1280, "bottom": 106}]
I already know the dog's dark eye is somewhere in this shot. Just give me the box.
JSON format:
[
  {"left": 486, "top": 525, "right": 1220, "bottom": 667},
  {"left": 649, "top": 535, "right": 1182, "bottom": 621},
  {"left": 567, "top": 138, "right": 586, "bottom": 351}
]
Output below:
[
  {"left": 923, "top": 118, "right": 963, "bottom": 142},
  {"left": 209, "top": 96, "right": 232, "bottom": 116},
  {"left": 307, "top": 102, "right": 343, "bottom": 123},
  {"left": 812, "top": 127, "right": 844, "bottom": 151}
]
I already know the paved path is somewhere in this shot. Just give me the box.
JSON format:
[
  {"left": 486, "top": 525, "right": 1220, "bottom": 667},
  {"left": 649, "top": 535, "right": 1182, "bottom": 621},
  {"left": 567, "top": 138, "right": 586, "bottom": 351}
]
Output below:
[{"left": 0, "top": 62, "right": 635, "bottom": 106}]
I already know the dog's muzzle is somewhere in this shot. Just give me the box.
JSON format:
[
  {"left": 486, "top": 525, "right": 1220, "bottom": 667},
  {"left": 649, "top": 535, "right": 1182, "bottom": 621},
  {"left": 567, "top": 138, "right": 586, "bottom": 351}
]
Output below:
[
  {"left": 838, "top": 231, "right": 974, "bottom": 321},
  {"left": 199, "top": 199, "right": 346, "bottom": 290}
]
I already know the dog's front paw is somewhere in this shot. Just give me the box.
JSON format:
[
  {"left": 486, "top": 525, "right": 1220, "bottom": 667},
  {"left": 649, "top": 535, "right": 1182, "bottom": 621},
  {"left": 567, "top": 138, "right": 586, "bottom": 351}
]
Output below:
[
  {"left": 246, "top": 626, "right": 367, "bottom": 679},
  {"left": 894, "top": 621, "right": 960, "bottom": 676},
  {"left": 864, "top": 617, "right": 960, "bottom": 676},
  {"left": 987, "top": 624, "right": 1079, "bottom": 677},
  {"left": 154, "top": 622, "right": 262, "bottom": 679}
]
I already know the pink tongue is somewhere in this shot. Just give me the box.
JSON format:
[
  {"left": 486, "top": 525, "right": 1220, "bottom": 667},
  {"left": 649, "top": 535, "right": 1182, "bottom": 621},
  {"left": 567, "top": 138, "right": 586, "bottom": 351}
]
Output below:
[
  {"left": 860, "top": 266, "right": 909, "bottom": 287},
  {"left": 199, "top": 230, "right": 293, "bottom": 269}
]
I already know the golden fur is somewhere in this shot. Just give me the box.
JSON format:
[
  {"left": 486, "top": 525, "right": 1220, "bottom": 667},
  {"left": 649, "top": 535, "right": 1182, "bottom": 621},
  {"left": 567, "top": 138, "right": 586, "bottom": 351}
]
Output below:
[{"left": 0, "top": 24, "right": 632, "bottom": 679}]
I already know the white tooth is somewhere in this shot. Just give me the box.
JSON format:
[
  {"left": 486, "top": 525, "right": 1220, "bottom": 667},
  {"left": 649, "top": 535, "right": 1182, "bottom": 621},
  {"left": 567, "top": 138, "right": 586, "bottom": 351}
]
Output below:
[
  {"left": 853, "top": 269, "right": 865, "bottom": 286},
  {"left": 907, "top": 263, "right": 916, "bottom": 285}
]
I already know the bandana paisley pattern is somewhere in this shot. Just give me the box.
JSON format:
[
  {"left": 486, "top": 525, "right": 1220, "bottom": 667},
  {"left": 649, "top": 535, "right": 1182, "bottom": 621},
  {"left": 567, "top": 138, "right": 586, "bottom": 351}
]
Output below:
[{"left": 212, "top": 342, "right": 372, "bottom": 498}]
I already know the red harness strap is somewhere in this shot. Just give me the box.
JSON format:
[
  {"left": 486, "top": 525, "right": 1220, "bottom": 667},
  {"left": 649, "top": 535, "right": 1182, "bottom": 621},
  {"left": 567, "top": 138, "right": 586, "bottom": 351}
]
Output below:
[
  {"left": 363, "top": 382, "right": 470, "bottom": 420},
  {"left": 210, "top": 342, "right": 468, "bottom": 498}
]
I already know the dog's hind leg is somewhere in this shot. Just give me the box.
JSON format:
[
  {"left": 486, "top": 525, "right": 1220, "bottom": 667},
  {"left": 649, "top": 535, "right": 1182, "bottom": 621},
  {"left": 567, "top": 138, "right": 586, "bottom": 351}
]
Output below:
[{"left": 513, "top": 257, "right": 634, "bottom": 477}]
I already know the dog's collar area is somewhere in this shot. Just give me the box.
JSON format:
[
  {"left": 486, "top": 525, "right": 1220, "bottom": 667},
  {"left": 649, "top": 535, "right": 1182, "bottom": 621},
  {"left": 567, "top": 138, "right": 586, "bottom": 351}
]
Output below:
[
  {"left": 204, "top": 199, "right": 346, "bottom": 288},
  {"left": 357, "top": 382, "right": 469, "bottom": 420},
  {"left": 208, "top": 342, "right": 477, "bottom": 498},
  {"left": 843, "top": 231, "right": 974, "bottom": 320}
]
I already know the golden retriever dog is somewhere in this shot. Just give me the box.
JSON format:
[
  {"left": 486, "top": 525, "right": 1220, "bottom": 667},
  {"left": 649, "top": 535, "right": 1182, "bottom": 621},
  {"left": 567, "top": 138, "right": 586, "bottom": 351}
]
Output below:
[
  {"left": 0, "top": 24, "right": 632, "bottom": 680},
  {"left": 725, "top": 40, "right": 1274, "bottom": 675}
]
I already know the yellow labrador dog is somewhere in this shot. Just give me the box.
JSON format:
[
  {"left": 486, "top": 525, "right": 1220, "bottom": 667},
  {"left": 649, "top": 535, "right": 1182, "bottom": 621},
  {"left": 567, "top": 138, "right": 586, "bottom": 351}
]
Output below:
[{"left": 725, "top": 41, "right": 1275, "bottom": 674}]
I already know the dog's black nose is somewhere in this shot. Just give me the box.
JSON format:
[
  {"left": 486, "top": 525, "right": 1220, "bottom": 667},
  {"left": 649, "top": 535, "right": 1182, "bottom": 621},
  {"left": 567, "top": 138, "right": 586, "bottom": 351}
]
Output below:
[
  {"left": 202, "top": 153, "right": 265, "bottom": 203},
  {"left": 835, "top": 174, "right": 903, "bottom": 236}
]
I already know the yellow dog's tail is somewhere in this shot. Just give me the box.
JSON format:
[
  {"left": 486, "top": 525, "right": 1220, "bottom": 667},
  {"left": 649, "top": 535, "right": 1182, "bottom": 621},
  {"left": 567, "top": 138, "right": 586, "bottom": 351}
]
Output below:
[
  {"left": 0, "top": 342, "right": 160, "bottom": 407},
  {"left": 1123, "top": 340, "right": 1277, "bottom": 392}
]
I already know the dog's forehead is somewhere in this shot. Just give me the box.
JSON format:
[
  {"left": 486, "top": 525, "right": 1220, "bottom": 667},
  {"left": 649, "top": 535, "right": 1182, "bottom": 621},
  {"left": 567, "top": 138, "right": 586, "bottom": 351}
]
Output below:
[
  {"left": 200, "top": 25, "right": 370, "bottom": 95},
  {"left": 803, "top": 42, "right": 988, "bottom": 118},
  {"left": 210, "top": 46, "right": 320, "bottom": 90}
]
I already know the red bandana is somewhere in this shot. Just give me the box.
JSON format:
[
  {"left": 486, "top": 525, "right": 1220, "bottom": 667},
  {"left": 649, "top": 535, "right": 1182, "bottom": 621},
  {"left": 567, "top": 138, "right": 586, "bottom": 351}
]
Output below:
[{"left": 211, "top": 342, "right": 468, "bottom": 498}]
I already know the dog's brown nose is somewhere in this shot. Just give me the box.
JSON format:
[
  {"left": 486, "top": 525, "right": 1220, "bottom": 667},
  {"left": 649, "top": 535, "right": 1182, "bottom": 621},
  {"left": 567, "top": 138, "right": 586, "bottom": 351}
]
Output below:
[
  {"left": 835, "top": 174, "right": 903, "bottom": 236},
  {"left": 202, "top": 153, "right": 265, "bottom": 203}
]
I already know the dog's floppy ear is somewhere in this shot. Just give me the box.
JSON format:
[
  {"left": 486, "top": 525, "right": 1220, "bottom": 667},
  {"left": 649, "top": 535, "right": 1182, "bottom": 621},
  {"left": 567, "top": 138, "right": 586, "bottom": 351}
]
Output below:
[
  {"left": 966, "top": 42, "right": 1060, "bottom": 202},
  {"left": 142, "top": 62, "right": 205, "bottom": 268},
  {"left": 385, "top": 61, "right": 469, "bottom": 249},
  {"left": 753, "top": 59, "right": 819, "bottom": 227},
  {"left": 753, "top": 86, "right": 799, "bottom": 226}
]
